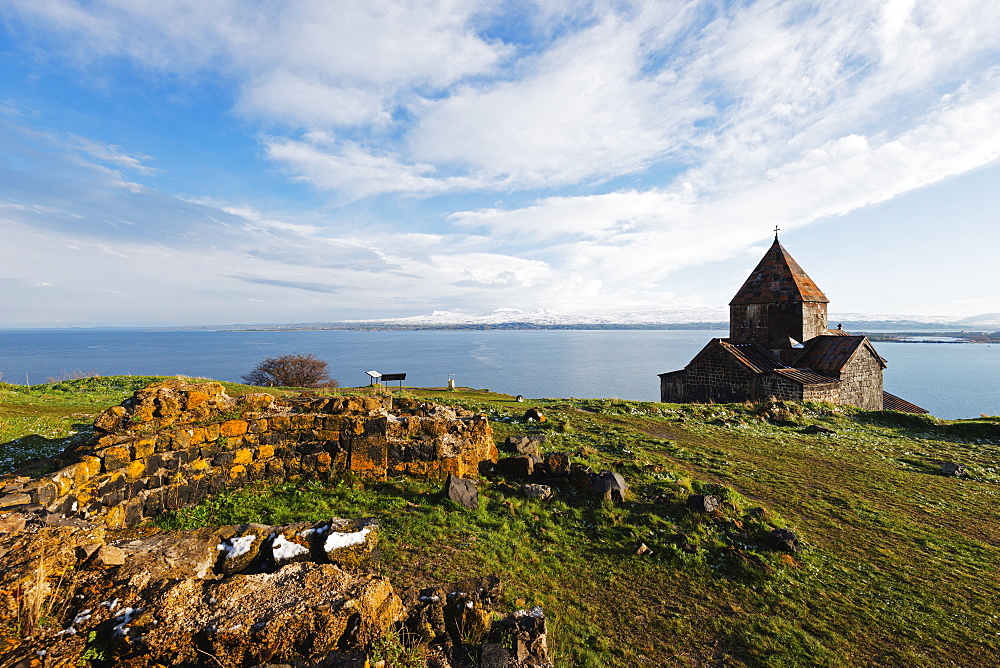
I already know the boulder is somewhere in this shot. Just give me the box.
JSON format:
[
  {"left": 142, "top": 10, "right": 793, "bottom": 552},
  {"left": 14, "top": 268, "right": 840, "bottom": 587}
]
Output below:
[
  {"left": 686, "top": 494, "right": 722, "bottom": 513},
  {"left": 768, "top": 528, "right": 801, "bottom": 553},
  {"left": 0, "top": 520, "right": 403, "bottom": 667},
  {"left": 505, "top": 435, "right": 545, "bottom": 458},
  {"left": 941, "top": 461, "right": 966, "bottom": 477},
  {"left": 498, "top": 456, "right": 535, "bottom": 480},
  {"left": 803, "top": 424, "right": 836, "bottom": 435},
  {"left": 88, "top": 544, "right": 126, "bottom": 568},
  {"left": 317, "top": 518, "right": 381, "bottom": 570},
  {"left": 522, "top": 484, "right": 553, "bottom": 501},
  {"left": 267, "top": 523, "right": 315, "bottom": 568},
  {"left": 444, "top": 474, "right": 480, "bottom": 510},
  {"left": 568, "top": 463, "right": 593, "bottom": 490},
  {"left": 543, "top": 452, "right": 570, "bottom": 477},
  {"left": 591, "top": 471, "right": 628, "bottom": 503},
  {"left": 483, "top": 606, "right": 554, "bottom": 668},
  {"left": 402, "top": 575, "right": 502, "bottom": 649},
  {"left": 216, "top": 524, "right": 271, "bottom": 574},
  {"left": 522, "top": 408, "right": 547, "bottom": 423}
]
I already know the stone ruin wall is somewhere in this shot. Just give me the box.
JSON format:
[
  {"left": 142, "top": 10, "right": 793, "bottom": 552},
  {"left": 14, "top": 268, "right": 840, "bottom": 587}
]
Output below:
[
  {"left": 0, "top": 382, "right": 561, "bottom": 667},
  {"left": 0, "top": 380, "right": 498, "bottom": 529}
]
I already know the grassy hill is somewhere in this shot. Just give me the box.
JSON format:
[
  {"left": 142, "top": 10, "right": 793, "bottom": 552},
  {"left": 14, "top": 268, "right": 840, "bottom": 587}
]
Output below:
[{"left": 2, "top": 377, "right": 999, "bottom": 667}]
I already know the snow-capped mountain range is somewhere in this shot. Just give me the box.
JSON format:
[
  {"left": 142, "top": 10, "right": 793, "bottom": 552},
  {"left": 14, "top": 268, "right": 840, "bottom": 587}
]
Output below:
[{"left": 344, "top": 308, "right": 1000, "bottom": 328}]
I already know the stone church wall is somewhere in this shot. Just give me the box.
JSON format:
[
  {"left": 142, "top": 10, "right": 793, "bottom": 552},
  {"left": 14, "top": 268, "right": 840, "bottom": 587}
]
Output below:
[
  {"left": 684, "top": 345, "right": 757, "bottom": 403},
  {"left": 730, "top": 302, "right": 828, "bottom": 346},
  {"left": 0, "top": 380, "right": 496, "bottom": 529},
  {"left": 659, "top": 370, "right": 687, "bottom": 403},
  {"left": 836, "top": 350, "right": 884, "bottom": 411},
  {"left": 755, "top": 375, "right": 806, "bottom": 402}
]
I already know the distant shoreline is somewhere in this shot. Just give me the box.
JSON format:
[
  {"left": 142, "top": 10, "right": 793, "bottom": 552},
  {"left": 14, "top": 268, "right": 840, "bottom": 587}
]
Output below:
[{"left": 2, "top": 323, "right": 998, "bottom": 342}]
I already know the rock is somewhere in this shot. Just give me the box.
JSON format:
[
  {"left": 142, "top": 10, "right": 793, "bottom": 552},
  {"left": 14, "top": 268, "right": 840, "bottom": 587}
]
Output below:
[
  {"left": 505, "top": 435, "right": 542, "bottom": 458},
  {"left": 591, "top": 471, "right": 628, "bottom": 503},
  {"left": 93, "top": 405, "right": 127, "bottom": 432},
  {"left": 88, "top": 544, "right": 126, "bottom": 568},
  {"left": 268, "top": 524, "right": 315, "bottom": 568},
  {"left": 444, "top": 474, "right": 480, "bottom": 510},
  {"left": 636, "top": 543, "right": 653, "bottom": 556},
  {"left": 318, "top": 518, "right": 380, "bottom": 570},
  {"left": 237, "top": 392, "right": 275, "bottom": 411},
  {"left": 75, "top": 542, "right": 103, "bottom": 562},
  {"left": 125, "top": 562, "right": 401, "bottom": 666},
  {"left": 803, "top": 423, "right": 836, "bottom": 434},
  {"left": 768, "top": 528, "right": 801, "bottom": 553},
  {"left": 498, "top": 456, "right": 534, "bottom": 480},
  {"left": 522, "top": 408, "right": 547, "bottom": 423},
  {"left": 216, "top": 524, "right": 271, "bottom": 574},
  {"left": 941, "top": 461, "right": 966, "bottom": 477},
  {"left": 480, "top": 642, "right": 513, "bottom": 667},
  {"left": 568, "top": 463, "right": 593, "bottom": 490},
  {"left": 686, "top": 494, "right": 722, "bottom": 513},
  {"left": 543, "top": 452, "right": 570, "bottom": 477},
  {"left": 0, "top": 520, "right": 405, "bottom": 667},
  {"left": 402, "top": 575, "right": 502, "bottom": 649},
  {"left": 0, "top": 512, "right": 27, "bottom": 534},
  {"left": 484, "top": 606, "right": 554, "bottom": 668},
  {"left": 522, "top": 484, "right": 552, "bottom": 501}
]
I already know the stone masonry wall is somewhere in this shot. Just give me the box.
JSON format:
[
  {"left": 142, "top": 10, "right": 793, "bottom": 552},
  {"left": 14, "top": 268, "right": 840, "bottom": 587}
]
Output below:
[
  {"left": 684, "top": 345, "right": 757, "bottom": 403},
  {"left": 756, "top": 374, "right": 807, "bottom": 403},
  {"left": 837, "top": 350, "right": 884, "bottom": 411},
  {"left": 0, "top": 380, "right": 496, "bottom": 529}
]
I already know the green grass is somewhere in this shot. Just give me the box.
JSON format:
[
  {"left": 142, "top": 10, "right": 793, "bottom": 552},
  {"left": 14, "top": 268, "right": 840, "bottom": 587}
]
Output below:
[{"left": 3, "top": 379, "right": 1000, "bottom": 666}]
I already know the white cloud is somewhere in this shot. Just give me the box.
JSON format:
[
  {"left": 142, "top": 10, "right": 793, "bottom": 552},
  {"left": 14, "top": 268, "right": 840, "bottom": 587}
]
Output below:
[
  {"left": 263, "top": 136, "right": 483, "bottom": 199},
  {"left": 2, "top": 0, "right": 1000, "bottom": 322},
  {"left": 445, "top": 68, "right": 1000, "bottom": 307}
]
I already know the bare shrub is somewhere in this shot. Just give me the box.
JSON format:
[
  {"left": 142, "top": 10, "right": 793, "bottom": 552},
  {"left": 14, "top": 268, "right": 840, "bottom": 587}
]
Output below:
[{"left": 242, "top": 353, "right": 339, "bottom": 388}]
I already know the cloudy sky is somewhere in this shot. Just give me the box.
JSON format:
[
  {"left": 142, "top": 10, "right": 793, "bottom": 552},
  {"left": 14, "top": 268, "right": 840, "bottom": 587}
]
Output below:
[{"left": 1, "top": 0, "right": 998, "bottom": 327}]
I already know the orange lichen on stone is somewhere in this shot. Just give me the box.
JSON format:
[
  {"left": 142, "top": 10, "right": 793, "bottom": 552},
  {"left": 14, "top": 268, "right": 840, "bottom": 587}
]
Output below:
[
  {"left": 184, "top": 390, "right": 209, "bottom": 409},
  {"left": 220, "top": 420, "right": 250, "bottom": 437}
]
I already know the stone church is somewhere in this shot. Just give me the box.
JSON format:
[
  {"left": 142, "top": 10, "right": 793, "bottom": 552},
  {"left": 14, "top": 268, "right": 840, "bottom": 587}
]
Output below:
[{"left": 658, "top": 234, "right": 926, "bottom": 413}]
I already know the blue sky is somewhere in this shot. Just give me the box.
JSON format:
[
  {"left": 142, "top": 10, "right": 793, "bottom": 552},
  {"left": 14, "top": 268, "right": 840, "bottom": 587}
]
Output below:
[{"left": 0, "top": 0, "right": 998, "bottom": 327}]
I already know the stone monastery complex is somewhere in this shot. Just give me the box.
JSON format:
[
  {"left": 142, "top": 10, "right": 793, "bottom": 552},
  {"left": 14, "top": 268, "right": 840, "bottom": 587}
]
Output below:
[{"left": 659, "top": 234, "right": 926, "bottom": 413}]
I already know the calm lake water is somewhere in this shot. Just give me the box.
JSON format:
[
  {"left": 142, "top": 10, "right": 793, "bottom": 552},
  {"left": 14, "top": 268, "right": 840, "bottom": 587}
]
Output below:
[{"left": 0, "top": 328, "right": 997, "bottom": 420}]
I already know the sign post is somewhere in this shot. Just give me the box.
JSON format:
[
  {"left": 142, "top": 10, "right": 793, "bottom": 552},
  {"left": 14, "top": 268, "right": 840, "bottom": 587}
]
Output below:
[{"left": 380, "top": 373, "right": 406, "bottom": 390}]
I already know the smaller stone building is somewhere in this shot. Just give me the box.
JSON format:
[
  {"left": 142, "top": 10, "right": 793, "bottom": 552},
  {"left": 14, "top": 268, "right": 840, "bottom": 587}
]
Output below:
[{"left": 659, "top": 235, "right": 926, "bottom": 413}]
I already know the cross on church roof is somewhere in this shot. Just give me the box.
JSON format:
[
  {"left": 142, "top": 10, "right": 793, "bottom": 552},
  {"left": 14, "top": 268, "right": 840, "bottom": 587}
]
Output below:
[{"left": 774, "top": 225, "right": 780, "bottom": 239}]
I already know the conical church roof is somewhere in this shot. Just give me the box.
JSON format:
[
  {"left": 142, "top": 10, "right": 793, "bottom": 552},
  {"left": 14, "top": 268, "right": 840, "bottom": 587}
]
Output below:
[{"left": 730, "top": 237, "right": 829, "bottom": 305}]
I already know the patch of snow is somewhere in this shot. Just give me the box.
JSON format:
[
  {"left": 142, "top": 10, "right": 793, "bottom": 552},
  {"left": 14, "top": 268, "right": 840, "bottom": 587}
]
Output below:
[
  {"left": 217, "top": 534, "right": 257, "bottom": 560},
  {"left": 515, "top": 606, "right": 544, "bottom": 619},
  {"left": 324, "top": 526, "right": 372, "bottom": 552},
  {"left": 272, "top": 534, "right": 310, "bottom": 561},
  {"left": 301, "top": 524, "right": 330, "bottom": 538},
  {"left": 113, "top": 606, "right": 142, "bottom": 637}
]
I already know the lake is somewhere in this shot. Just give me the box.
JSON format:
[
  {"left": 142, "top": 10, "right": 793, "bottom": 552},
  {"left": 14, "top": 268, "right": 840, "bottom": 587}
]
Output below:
[{"left": 0, "top": 328, "right": 997, "bottom": 420}]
